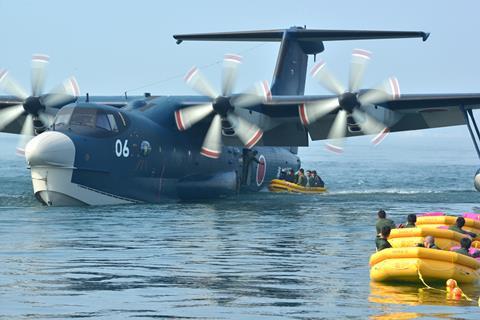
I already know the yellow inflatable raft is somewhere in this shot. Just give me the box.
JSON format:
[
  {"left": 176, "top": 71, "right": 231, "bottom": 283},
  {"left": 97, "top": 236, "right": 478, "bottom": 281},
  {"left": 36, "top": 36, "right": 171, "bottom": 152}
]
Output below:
[
  {"left": 268, "top": 179, "right": 327, "bottom": 194},
  {"left": 416, "top": 215, "right": 480, "bottom": 236},
  {"left": 370, "top": 247, "right": 480, "bottom": 283},
  {"left": 387, "top": 227, "right": 465, "bottom": 250}
]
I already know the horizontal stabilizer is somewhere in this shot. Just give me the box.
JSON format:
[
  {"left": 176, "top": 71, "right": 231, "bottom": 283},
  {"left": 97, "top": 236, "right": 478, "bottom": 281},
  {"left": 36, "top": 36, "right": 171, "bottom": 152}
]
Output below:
[{"left": 174, "top": 27, "right": 429, "bottom": 44}]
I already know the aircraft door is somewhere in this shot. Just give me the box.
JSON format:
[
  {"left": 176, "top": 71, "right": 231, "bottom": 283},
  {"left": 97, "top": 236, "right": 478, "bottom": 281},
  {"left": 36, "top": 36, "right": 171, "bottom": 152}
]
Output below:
[{"left": 241, "top": 149, "right": 265, "bottom": 188}]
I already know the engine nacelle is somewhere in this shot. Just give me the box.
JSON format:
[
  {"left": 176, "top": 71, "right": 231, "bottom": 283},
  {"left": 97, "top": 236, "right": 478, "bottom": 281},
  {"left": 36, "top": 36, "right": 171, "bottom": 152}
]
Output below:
[{"left": 475, "top": 169, "right": 480, "bottom": 192}]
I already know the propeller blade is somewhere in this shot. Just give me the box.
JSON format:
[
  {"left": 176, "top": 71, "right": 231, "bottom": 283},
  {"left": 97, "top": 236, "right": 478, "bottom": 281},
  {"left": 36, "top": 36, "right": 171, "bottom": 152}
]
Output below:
[
  {"left": 221, "top": 54, "right": 242, "bottom": 96},
  {"left": 174, "top": 103, "right": 214, "bottom": 131},
  {"left": 349, "top": 49, "right": 371, "bottom": 92},
  {"left": 31, "top": 54, "right": 50, "bottom": 97},
  {"left": 41, "top": 76, "right": 80, "bottom": 108},
  {"left": 38, "top": 110, "right": 54, "bottom": 128},
  {"left": 0, "top": 69, "right": 28, "bottom": 100},
  {"left": 227, "top": 113, "right": 263, "bottom": 149},
  {"left": 16, "top": 114, "right": 34, "bottom": 156},
  {"left": 352, "top": 108, "right": 390, "bottom": 145},
  {"left": 311, "top": 60, "right": 345, "bottom": 95},
  {"left": 298, "top": 97, "right": 339, "bottom": 126},
  {"left": 325, "top": 110, "right": 347, "bottom": 154},
  {"left": 231, "top": 80, "right": 271, "bottom": 108},
  {"left": 358, "top": 77, "right": 400, "bottom": 105},
  {"left": 352, "top": 108, "right": 384, "bottom": 135},
  {"left": 200, "top": 114, "right": 222, "bottom": 159},
  {"left": 0, "top": 104, "right": 24, "bottom": 130},
  {"left": 184, "top": 67, "right": 218, "bottom": 99}
]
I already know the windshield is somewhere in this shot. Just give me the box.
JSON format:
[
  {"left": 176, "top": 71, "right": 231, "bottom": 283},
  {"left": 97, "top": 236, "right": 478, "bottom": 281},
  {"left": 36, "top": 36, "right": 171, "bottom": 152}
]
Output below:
[{"left": 54, "top": 106, "right": 127, "bottom": 134}]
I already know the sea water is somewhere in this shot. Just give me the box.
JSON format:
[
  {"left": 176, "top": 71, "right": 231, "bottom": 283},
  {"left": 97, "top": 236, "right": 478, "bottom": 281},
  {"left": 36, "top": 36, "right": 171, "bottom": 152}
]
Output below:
[{"left": 1, "top": 130, "right": 480, "bottom": 319}]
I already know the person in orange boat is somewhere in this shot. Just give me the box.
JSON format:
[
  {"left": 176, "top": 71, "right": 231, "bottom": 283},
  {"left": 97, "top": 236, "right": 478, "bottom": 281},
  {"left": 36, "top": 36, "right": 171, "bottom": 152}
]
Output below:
[
  {"left": 416, "top": 235, "right": 441, "bottom": 249},
  {"left": 375, "top": 209, "right": 396, "bottom": 234},
  {"left": 453, "top": 237, "right": 480, "bottom": 258},
  {"left": 448, "top": 217, "right": 477, "bottom": 238},
  {"left": 375, "top": 226, "right": 392, "bottom": 251},
  {"left": 399, "top": 214, "right": 416, "bottom": 228}
]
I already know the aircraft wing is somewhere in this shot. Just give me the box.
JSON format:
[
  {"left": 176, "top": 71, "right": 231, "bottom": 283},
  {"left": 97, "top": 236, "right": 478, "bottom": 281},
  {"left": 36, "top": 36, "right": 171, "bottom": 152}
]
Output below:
[
  {"left": 260, "top": 93, "right": 480, "bottom": 144},
  {"left": 381, "top": 93, "right": 480, "bottom": 134}
]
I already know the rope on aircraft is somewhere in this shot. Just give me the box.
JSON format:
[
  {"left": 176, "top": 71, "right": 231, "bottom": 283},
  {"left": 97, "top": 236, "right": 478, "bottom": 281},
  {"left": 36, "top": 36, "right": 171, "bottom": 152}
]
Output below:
[{"left": 124, "top": 43, "right": 266, "bottom": 94}]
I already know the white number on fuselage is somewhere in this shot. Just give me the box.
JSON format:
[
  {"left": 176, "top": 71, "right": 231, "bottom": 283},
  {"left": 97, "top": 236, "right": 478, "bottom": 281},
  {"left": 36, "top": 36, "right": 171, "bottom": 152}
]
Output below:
[{"left": 115, "top": 139, "right": 130, "bottom": 158}]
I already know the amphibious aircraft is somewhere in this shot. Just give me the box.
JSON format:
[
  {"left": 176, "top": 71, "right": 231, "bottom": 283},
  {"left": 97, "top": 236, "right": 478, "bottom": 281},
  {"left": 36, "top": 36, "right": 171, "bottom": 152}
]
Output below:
[{"left": 1, "top": 26, "right": 480, "bottom": 206}]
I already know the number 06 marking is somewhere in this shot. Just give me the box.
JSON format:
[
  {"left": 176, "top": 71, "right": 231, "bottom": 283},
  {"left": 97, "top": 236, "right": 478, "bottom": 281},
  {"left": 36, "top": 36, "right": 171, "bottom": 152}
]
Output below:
[{"left": 115, "top": 139, "right": 130, "bottom": 158}]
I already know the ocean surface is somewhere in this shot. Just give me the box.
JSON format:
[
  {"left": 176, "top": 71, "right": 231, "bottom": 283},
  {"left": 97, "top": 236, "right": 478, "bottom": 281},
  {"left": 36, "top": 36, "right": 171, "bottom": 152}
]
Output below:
[{"left": 1, "top": 130, "right": 480, "bottom": 319}]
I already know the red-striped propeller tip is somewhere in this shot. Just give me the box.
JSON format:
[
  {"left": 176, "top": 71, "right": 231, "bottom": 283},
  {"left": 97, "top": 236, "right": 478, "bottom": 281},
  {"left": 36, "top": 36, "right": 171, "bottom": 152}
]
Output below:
[
  {"left": 325, "top": 143, "right": 344, "bottom": 154},
  {"left": 174, "top": 110, "right": 186, "bottom": 131},
  {"left": 184, "top": 67, "right": 198, "bottom": 83},
  {"left": 310, "top": 61, "right": 326, "bottom": 77},
  {"left": 389, "top": 77, "right": 400, "bottom": 99},
  {"left": 224, "top": 54, "right": 242, "bottom": 64},
  {"left": 298, "top": 104, "right": 310, "bottom": 126},
  {"left": 200, "top": 147, "right": 221, "bottom": 159},
  {"left": 32, "top": 54, "right": 50, "bottom": 63},
  {"left": 68, "top": 77, "right": 80, "bottom": 97},
  {"left": 260, "top": 80, "right": 272, "bottom": 102},
  {"left": 0, "top": 69, "right": 7, "bottom": 82},
  {"left": 245, "top": 129, "right": 263, "bottom": 149},
  {"left": 371, "top": 127, "right": 390, "bottom": 145},
  {"left": 352, "top": 49, "right": 372, "bottom": 60}
]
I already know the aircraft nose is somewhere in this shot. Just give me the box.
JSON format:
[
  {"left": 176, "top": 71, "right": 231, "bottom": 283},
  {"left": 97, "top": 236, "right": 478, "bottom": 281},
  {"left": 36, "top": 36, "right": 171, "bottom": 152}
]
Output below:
[{"left": 25, "top": 131, "right": 75, "bottom": 167}]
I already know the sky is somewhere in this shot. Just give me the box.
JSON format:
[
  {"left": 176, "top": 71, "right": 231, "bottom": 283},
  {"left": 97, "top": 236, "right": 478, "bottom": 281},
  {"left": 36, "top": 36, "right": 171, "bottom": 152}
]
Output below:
[{"left": 0, "top": 0, "right": 480, "bottom": 164}]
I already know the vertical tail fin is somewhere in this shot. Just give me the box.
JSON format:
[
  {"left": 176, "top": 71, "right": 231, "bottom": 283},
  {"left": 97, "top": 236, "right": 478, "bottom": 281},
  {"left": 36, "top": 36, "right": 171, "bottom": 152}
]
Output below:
[{"left": 270, "top": 29, "right": 310, "bottom": 95}]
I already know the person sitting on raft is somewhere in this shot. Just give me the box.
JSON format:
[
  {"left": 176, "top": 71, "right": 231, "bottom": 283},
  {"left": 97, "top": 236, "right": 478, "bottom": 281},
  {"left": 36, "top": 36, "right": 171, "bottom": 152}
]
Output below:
[
  {"left": 448, "top": 217, "right": 477, "bottom": 238},
  {"left": 285, "top": 169, "right": 296, "bottom": 183},
  {"left": 312, "top": 170, "right": 324, "bottom": 188},
  {"left": 453, "top": 237, "right": 480, "bottom": 258},
  {"left": 416, "top": 235, "right": 441, "bottom": 249},
  {"left": 295, "top": 168, "right": 307, "bottom": 187},
  {"left": 399, "top": 214, "right": 417, "bottom": 228},
  {"left": 306, "top": 170, "right": 314, "bottom": 187},
  {"left": 375, "top": 226, "right": 392, "bottom": 251},
  {"left": 376, "top": 209, "right": 396, "bottom": 234}
]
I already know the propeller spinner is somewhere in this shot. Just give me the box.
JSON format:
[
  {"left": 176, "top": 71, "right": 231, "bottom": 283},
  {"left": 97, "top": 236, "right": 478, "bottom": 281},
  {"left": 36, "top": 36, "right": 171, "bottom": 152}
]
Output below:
[
  {"left": 299, "top": 49, "right": 400, "bottom": 153},
  {"left": 175, "top": 54, "right": 270, "bottom": 158},
  {"left": 0, "top": 54, "right": 80, "bottom": 154}
]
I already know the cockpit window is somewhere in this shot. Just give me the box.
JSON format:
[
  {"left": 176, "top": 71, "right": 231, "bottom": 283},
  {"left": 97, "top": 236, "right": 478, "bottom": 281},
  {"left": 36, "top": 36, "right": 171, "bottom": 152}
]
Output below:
[
  {"left": 70, "top": 108, "right": 96, "bottom": 127},
  {"left": 95, "top": 113, "right": 111, "bottom": 131},
  {"left": 107, "top": 114, "right": 118, "bottom": 132},
  {"left": 53, "top": 106, "right": 127, "bottom": 135}
]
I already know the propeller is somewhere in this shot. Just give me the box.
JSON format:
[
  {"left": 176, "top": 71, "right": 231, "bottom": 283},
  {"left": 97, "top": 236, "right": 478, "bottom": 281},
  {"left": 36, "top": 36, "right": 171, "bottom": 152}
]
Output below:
[
  {"left": 0, "top": 54, "right": 80, "bottom": 154},
  {"left": 174, "top": 54, "right": 270, "bottom": 158},
  {"left": 299, "top": 49, "right": 400, "bottom": 153}
]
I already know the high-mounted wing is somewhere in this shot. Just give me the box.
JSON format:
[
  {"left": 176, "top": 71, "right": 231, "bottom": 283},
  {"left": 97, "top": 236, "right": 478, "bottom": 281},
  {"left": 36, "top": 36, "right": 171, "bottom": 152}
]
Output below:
[{"left": 260, "top": 93, "right": 480, "bottom": 143}]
